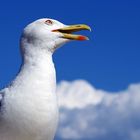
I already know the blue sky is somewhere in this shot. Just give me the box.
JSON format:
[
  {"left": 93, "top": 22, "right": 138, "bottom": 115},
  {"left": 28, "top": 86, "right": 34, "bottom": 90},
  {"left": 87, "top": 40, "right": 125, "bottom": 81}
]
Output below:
[
  {"left": 0, "top": 0, "right": 140, "bottom": 92},
  {"left": 0, "top": 0, "right": 140, "bottom": 140}
]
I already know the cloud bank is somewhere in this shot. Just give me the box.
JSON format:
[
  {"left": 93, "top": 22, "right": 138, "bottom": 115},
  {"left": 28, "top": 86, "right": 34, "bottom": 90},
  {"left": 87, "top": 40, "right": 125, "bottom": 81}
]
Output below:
[{"left": 55, "top": 80, "right": 140, "bottom": 140}]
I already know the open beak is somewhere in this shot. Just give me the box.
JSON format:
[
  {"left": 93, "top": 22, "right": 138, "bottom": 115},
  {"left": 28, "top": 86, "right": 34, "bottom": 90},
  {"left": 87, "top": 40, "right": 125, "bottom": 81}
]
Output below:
[{"left": 52, "top": 24, "right": 91, "bottom": 40}]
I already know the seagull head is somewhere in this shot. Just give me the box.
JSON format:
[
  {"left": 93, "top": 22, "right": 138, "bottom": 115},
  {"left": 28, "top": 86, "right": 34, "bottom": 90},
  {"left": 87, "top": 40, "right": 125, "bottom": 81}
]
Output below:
[{"left": 21, "top": 18, "right": 91, "bottom": 53}]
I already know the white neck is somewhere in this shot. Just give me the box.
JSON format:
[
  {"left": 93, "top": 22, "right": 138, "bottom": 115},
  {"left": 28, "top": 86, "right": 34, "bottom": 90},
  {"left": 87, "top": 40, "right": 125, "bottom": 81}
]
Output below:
[{"left": 11, "top": 44, "right": 56, "bottom": 96}]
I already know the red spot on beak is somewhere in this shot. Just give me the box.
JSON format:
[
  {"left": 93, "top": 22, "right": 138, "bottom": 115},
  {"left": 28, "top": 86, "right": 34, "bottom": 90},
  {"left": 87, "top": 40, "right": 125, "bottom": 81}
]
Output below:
[{"left": 77, "top": 35, "right": 88, "bottom": 40}]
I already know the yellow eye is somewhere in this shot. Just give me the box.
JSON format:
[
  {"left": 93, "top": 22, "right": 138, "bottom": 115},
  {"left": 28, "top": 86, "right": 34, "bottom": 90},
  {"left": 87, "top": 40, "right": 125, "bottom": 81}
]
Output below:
[{"left": 45, "top": 20, "right": 53, "bottom": 25}]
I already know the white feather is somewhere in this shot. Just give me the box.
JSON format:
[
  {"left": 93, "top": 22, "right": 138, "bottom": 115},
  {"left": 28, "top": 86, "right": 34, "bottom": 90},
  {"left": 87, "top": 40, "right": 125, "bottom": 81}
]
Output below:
[{"left": 0, "top": 18, "right": 68, "bottom": 140}]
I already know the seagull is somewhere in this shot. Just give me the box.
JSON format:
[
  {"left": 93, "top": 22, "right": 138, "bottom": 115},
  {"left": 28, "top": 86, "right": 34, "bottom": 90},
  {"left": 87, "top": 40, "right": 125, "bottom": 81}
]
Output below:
[{"left": 0, "top": 18, "right": 91, "bottom": 140}]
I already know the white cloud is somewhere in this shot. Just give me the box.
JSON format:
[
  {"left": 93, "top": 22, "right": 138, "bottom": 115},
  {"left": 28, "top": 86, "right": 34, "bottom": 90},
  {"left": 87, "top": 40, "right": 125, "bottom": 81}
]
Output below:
[{"left": 55, "top": 80, "right": 140, "bottom": 140}]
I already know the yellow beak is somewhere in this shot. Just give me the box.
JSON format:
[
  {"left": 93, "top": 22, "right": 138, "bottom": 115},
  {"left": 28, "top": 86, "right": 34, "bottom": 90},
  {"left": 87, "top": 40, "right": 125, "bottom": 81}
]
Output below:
[{"left": 52, "top": 24, "right": 91, "bottom": 40}]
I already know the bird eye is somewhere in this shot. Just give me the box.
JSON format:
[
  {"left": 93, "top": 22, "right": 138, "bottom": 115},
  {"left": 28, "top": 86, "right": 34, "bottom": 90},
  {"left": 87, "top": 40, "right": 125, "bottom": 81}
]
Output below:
[{"left": 45, "top": 20, "right": 53, "bottom": 25}]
